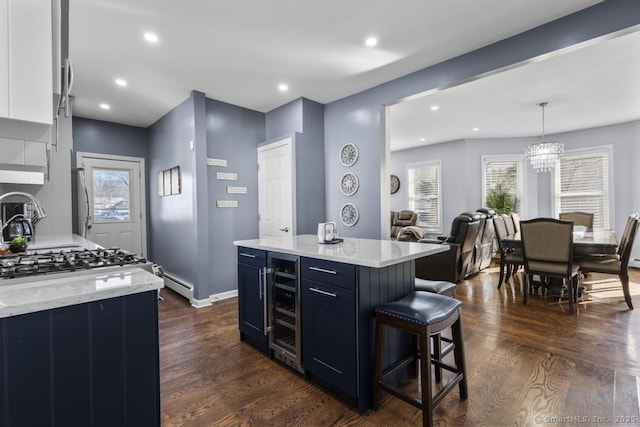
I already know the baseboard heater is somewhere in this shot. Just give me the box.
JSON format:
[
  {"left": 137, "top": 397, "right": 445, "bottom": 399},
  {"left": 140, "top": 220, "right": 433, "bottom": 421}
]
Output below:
[
  {"left": 631, "top": 259, "right": 640, "bottom": 269},
  {"left": 163, "top": 273, "right": 194, "bottom": 301}
]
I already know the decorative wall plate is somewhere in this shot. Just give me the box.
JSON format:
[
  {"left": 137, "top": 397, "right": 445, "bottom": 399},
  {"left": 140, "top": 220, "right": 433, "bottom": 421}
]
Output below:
[
  {"left": 340, "top": 172, "right": 359, "bottom": 196},
  {"left": 390, "top": 174, "right": 400, "bottom": 194},
  {"left": 340, "top": 203, "right": 359, "bottom": 227},
  {"left": 339, "top": 143, "right": 359, "bottom": 167}
]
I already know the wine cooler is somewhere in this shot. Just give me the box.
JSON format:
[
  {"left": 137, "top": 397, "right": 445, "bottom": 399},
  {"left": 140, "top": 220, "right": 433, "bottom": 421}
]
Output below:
[{"left": 267, "top": 253, "right": 302, "bottom": 373}]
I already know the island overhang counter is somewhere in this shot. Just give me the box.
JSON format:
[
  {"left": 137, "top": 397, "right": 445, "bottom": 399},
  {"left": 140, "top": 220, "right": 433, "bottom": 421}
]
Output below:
[{"left": 233, "top": 234, "right": 449, "bottom": 413}]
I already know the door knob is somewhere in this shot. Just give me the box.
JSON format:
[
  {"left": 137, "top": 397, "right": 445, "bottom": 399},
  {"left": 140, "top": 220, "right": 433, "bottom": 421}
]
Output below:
[{"left": 279, "top": 227, "right": 289, "bottom": 232}]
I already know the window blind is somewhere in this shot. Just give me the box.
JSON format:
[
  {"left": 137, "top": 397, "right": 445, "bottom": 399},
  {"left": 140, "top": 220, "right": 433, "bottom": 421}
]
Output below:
[
  {"left": 482, "top": 157, "right": 523, "bottom": 214},
  {"left": 554, "top": 147, "right": 610, "bottom": 229},
  {"left": 407, "top": 161, "right": 441, "bottom": 232}
]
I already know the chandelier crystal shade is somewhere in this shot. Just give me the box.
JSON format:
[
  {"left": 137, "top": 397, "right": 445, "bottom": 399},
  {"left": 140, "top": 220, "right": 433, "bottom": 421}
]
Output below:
[{"left": 525, "top": 102, "right": 564, "bottom": 172}]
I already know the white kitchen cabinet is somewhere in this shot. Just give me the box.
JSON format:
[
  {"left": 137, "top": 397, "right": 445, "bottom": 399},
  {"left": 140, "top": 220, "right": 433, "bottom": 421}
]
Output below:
[
  {"left": 24, "top": 140, "right": 47, "bottom": 166},
  {"left": 0, "top": 137, "right": 23, "bottom": 164},
  {"left": 0, "top": 137, "right": 46, "bottom": 167},
  {"left": 0, "top": 0, "right": 53, "bottom": 125}
]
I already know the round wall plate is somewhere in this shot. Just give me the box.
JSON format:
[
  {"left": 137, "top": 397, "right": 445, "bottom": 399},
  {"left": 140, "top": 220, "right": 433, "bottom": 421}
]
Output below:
[
  {"left": 339, "top": 143, "right": 359, "bottom": 167},
  {"left": 340, "top": 203, "right": 359, "bottom": 227},
  {"left": 390, "top": 174, "right": 400, "bottom": 194},
  {"left": 340, "top": 172, "right": 359, "bottom": 196}
]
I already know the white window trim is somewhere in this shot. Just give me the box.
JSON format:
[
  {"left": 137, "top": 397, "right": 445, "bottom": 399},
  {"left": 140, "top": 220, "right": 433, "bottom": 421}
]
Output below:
[
  {"left": 406, "top": 159, "right": 442, "bottom": 234},
  {"left": 551, "top": 144, "right": 614, "bottom": 229},
  {"left": 481, "top": 154, "right": 526, "bottom": 215}
]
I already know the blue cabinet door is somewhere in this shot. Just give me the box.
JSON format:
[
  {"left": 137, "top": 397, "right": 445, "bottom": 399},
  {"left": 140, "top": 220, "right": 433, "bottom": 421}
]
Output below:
[
  {"left": 237, "top": 248, "right": 268, "bottom": 352},
  {"left": 301, "top": 279, "right": 357, "bottom": 396}
]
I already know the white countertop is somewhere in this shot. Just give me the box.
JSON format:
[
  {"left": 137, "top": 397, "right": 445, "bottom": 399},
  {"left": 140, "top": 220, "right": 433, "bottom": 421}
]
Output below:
[
  {"left": 20, "top": 233, "right": 102, "bottom": 252},
  {"left": 233, "top": 234, "right": 449, "bottom": 268},
  {"left": 0, "top": 267, "right": 164, "bottom": 318}
]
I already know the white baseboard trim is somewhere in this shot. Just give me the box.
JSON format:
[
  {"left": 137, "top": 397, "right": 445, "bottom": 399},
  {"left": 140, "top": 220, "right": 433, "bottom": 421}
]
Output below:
[{"left": 190, "top": 289, "right": 238, "bottom": 308}]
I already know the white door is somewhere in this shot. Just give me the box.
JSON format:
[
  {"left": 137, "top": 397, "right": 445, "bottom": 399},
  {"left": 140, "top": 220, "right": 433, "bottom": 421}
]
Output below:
[
  {"left": 77, "top": 153, "right": 147, "bottom": 256},
  {"left": 258, "top": 138, "right": 294, "bottom": 238}
]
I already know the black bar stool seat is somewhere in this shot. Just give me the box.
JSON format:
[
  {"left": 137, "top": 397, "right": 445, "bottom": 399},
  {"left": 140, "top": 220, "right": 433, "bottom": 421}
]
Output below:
[
  {"left": 415, "top": 278, "right": 456, "bottom": 297},
  {"left": 373, "top": 291, "right": 468, "bottom": 427}
]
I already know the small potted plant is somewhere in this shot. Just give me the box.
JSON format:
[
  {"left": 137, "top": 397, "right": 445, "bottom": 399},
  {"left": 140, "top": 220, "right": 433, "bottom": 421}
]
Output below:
[{"left": 8, "top": 236, "right": 28, "bottom": 253}]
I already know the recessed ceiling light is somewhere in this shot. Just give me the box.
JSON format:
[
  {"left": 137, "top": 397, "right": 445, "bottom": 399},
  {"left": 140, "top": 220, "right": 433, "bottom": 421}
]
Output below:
[
  {"left": 115, "top": 78, "right": 127, "bottom": 87},
  {"left": 419, "top": 137, "right": 426, "bottom": 142},
  {"left": 473, "top": 127, "right": 479, "bottom": 132},
  {"left": 144, "top": 32, "right": 159, "bottom": 43},
  {"left": 430, "top": 105, "right": 439, "bottom": 111},
  {"left": 365, "top": 37, "right": 378, "bottom": 47},
  {"left": 278, "top": 83, "right": 289, "bottom": 92},
  {"left": 99, "top": 103, "right": 110, "bottom": 110}
]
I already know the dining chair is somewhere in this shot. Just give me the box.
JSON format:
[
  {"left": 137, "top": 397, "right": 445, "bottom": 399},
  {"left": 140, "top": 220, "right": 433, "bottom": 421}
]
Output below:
[
  {"left": 520, "top": 218, "right": 581, "bottom": 313},
  {"left": 559, "top": 212, "right": 594, "bottom": 231},
  {"left": 493, "top": 216, "right": 523, "bottom": 289},
  {"left": 576, "top": 213, "right": 640, "bottom": 310},
  {"left": 511, "top": 212, "right": 521, "bottom": 237}
]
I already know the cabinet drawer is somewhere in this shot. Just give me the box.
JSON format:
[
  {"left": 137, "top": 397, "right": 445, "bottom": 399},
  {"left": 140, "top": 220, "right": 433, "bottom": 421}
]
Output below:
[
  {"left": 237, "top": 247, "right": 266, "bottom": 268},
  {"left": 301, "top": 258, "right": 356, "bottom": 290}
]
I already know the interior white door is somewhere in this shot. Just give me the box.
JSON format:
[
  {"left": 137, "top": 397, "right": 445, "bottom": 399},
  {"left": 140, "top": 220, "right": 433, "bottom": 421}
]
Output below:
[
  {"left": 258, "top": 138, "right": 294, "bottom": 238},
  {"left": 78, "top": 154, "right": 145, "bottom": 256}
]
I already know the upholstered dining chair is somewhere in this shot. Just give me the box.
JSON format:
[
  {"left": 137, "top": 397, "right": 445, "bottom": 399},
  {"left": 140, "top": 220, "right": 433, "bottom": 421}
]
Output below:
[
  {"left": 576, "top": 214, "right": 640, "bottom": 310},
  {"left": 493, "top": 216, "right": 523, "bottom": 289},
  {"left": 510, "top": 213, "right": 521, "bottom": 237},
  {"left": 520, "top": 218, "right": 581, "bottom": 313},
  {"left": 559, "top": 212, "right": 594, "bottom": 231}
]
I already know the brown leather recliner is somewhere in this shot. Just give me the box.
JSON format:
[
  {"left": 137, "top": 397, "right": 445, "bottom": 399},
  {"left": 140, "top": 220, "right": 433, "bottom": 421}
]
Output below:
[
  {"left": 390, "top": 210, "right": 418, "bottom": 239},
  {"left": 416, "top": 213, "right": 482, "bottom": 283}
]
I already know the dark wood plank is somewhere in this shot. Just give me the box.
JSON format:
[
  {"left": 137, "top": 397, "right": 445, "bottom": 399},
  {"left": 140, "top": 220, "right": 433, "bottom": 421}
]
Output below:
[{"left": 160, "top": 263, "right": 640, "bottom": 426}]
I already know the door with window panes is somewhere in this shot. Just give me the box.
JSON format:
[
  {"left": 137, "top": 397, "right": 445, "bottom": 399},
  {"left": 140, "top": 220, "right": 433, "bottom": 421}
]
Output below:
[{"left": 79, "top": 155, "right": 145, "bottom": 256}]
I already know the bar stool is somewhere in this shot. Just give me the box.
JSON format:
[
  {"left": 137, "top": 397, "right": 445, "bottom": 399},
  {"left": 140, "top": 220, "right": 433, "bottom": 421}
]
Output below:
[
  {"left": 414, "top": 278, "right": 456, "bottom": 382},
  {"left": 373, "top": 292, "right": 468, "bottom": 427},
  {"left": 415, "top": 278, "right": 456, "bottom": 297}
]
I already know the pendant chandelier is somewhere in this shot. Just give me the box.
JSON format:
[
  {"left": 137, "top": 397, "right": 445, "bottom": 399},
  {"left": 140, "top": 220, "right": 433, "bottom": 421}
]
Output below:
[{"left": 525, "top": 102, "right": 564, "bottom": 172}]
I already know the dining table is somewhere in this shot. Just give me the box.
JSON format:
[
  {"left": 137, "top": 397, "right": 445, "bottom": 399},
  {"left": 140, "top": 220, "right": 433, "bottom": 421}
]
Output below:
[
  {"left": 500, "top": 228, "right": 618, "bottom": 256},
  {"left": 500, "top": 228, "right": 619, "bottom": 303}
]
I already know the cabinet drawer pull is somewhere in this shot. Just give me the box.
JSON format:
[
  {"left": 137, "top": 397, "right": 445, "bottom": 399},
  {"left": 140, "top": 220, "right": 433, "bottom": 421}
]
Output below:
[
  {"left": 240, "top": 253, "right": 256, "bottom": 258},
  {"left": 308, "top": 266, "right": 337, "bottom": 275},
  {"left": 309, "top": 287, "right": 337, "bottom": 298}
]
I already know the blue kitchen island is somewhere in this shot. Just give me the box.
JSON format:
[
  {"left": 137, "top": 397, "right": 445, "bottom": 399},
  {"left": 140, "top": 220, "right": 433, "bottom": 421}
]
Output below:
[
  {"left": 234, "top": 234, "right": 448, "bottom": 413},
  {"left": 0, "top": 236, "right": 164, "bottom": 427}
]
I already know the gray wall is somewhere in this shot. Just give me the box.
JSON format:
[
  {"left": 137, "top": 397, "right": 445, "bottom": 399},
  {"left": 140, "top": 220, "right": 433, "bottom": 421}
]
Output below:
[
  {"left": 323, "top": 0, "right": 640, "bottom": 239},
  {"left": 148, "top": 94, "right": 198, "bottom": 287},
  {"left": 205, "top": 98, "right": 265, "bottom": 294},
  {"left": 73, "top": 117, "right": 148, "bottom": 162},
  {"left": 265, "top": 97, "right": 326, "bottom": 234},
  {"left": 71, "top": 116, "right": 150, "bottom": 244}
]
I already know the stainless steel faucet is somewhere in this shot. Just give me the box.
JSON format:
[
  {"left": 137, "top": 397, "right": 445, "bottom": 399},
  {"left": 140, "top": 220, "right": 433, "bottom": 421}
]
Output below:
[{"left": 0, "top": 191, "right": 47, "bottom": 232}]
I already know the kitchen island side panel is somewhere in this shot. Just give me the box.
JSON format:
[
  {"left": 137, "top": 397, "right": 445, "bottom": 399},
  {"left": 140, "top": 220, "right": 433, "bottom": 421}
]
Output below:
[
  {"left": 0, "top": 324, "right": 3, "bottom": 427},
  {"left": 52, "top": 304, "right": 92, "bottom": 425},
  {"left": 124, "top": 291, "right": 161, "bottom": 426},
  {"left": 4, "top": 311, "right": 52, "bottom": 426},
  {"left": 356, "top": 260, "right": 415, "bottom": 413},
  {"left": 0, "top": 291, "right": 160, "bottom": 426}
]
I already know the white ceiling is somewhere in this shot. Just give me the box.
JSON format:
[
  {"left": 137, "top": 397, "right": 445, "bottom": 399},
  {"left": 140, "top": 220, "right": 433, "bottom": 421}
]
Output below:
[
  {"left": 388, "top": 29, "right": 640, "bottom": 151},
  {"left": 69, "top": 0, "right": 601, "bottom": 128}
]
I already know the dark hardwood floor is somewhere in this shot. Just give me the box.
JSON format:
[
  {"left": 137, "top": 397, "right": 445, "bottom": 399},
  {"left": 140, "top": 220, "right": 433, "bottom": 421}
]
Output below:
[{"left": 159, "top": 266, "right": 640, "bottom": 426}]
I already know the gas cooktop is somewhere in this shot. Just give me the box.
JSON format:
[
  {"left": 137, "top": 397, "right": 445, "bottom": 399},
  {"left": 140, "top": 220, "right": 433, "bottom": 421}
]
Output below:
[{"left": 0, "top": 248, "right": 148, "bottom": 280}]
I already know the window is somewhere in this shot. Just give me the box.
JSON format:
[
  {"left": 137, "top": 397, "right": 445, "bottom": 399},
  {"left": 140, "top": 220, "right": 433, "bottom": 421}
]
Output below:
[
  {"left": 482, "top": 156, "right": 524, "bottom": 215},
  {"left": 407, "top": 160, "right": 441, "bottom": 232},
  {"left": 553, "top": 146, "right": 612, "bottom": 229},
  {"left": 93, "top": 168, "right": 132, "bottom": 222}
]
